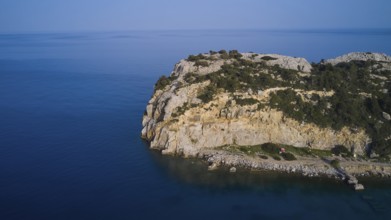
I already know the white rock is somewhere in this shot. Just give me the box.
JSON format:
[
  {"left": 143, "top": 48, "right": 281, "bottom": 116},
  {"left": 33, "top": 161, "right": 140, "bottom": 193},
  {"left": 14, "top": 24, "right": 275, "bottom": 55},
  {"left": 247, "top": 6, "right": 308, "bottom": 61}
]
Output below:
[
  {"left": 242, "top": 53, "right": 312, "bottom": 73},
  {"left": 208, "top": 163, "right": 218, "bottom": 171},
  {"left": 382, "top": 112, "right": 391, "bottom": 121},
  {"left": 354, "top": 184, "right": 365, "bottom": 191}
]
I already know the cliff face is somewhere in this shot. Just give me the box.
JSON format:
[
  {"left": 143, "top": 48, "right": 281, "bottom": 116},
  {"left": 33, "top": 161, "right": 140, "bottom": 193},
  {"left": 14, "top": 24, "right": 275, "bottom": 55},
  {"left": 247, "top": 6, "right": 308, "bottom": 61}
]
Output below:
[{"left": 142, "top": 51, "right": 391, "bottom": 157}]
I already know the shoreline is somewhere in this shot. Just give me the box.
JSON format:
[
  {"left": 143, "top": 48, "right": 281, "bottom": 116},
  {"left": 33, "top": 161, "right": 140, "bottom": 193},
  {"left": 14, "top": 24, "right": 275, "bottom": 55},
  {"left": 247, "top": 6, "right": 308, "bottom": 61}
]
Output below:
[{"left": 192, "top": 148, "right": 391, "bottom": 189}]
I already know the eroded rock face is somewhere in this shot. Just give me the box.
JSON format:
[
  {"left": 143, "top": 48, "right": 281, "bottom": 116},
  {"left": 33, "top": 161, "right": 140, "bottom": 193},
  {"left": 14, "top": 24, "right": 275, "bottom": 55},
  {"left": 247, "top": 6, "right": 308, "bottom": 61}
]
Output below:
[
  {"left": 141, "top": 52, "right": 381, "bottom": 157},
  {"left": 142, "top": 93, "right": 369, "bottom": 156}
]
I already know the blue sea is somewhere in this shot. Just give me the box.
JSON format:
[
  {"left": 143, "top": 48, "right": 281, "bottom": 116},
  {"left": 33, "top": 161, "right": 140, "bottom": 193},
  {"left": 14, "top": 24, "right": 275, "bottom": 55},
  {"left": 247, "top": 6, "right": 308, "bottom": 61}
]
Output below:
[{"left": 1, "top": 29, "right": 391, "bottom": 220}]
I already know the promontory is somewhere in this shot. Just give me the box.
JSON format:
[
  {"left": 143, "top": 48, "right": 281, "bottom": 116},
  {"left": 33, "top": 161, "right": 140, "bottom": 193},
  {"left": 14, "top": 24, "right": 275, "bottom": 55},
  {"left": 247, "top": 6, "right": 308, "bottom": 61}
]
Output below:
[{"left": 142, "top": 50, "right": 391, "bottom": 183}]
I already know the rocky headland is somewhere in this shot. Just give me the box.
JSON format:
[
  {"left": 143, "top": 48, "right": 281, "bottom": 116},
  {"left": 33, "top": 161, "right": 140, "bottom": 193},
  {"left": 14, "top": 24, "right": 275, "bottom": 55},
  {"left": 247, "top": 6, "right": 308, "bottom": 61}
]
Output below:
[{"left": 141, "top": 50, "right": 391, "bottom": 188}]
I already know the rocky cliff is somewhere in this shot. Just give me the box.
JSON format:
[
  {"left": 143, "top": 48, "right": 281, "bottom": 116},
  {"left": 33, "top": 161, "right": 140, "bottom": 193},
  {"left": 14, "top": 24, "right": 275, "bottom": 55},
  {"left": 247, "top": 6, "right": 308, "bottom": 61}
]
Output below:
[{"left": 142, "top": 51, "right": 391, "bottom": 157}]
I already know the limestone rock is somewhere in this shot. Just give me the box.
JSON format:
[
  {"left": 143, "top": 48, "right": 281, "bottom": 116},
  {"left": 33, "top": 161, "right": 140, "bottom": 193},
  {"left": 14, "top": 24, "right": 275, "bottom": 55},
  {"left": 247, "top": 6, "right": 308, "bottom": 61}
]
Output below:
[
  {"left": 242, "top": 53, "right": 312, "bottom": 73},
  {"left": 382, "top": 112, "right": 391, "bottom": 121},
  {"left": 208, "top": 163, "right": 219, "bottom": 171},
  {"left": 354, "top": 184, "right": 365, "bottom": 191}
]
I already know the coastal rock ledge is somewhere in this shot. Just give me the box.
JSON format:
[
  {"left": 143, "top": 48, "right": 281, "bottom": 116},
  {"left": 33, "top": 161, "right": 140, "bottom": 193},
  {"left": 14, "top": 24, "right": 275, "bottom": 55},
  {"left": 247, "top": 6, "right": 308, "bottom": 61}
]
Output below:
[{"left": 141, "top": 50, "right": 391, "bottom": 178}]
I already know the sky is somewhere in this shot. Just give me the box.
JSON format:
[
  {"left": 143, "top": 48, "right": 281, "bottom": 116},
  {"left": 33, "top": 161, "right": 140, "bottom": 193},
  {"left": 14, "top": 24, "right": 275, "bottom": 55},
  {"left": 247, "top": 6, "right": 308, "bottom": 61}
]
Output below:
[{"left": 0, "top": 0, "right": 390, "bottom": 33}]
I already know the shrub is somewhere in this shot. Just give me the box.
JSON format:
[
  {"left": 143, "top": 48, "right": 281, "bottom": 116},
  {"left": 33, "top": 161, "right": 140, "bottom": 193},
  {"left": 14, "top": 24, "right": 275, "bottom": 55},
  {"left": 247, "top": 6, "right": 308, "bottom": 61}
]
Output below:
[
  {"left": 370, "top": 139, "right": 391, "bottom": 157},
  {"left": 261, "top": 56, "right": 278, "bottom": 61},
  {"left": 173, "top": 102, "right": 189, "bottom": 116},
  {"left": 235, "top": 98, "right": 258, "bottom": 106},
  {"left": 154, "top": 75, "right": 171, "bottom": 91},
  {"left": 229, "top": 50, "right": 242, "bottom": 59},
  {"left": 187, "top": 54, "right": 206, "bottom": 62},
  {"left": 281, "top": 152, "right": 297, "bottom": 161},
  {"left": 197, "top": 85, "right": 217, "bottom": 103},
  {"left": 194, "top": 60, "right": 209, "bottom": 67},
  {"left": 272, "top": 155, "right": 281, "bottom": 161},
  {"left": 259, "top": 155, "right": 268, "bottom": 159},
  {"left": 261, "top": 143, "right": 280, "bottom": 154},
  {"left": 218, "top": 49, "right": 227, "bottom": 54},
  {"left": 331, "top": 145, "right": 350, "bottom": 156},
  {"left": 330, "top": 159, "right": 340, "bottom": 169},
  {"left": 220, "top": 53, "right": 230, "bottom": 59}
]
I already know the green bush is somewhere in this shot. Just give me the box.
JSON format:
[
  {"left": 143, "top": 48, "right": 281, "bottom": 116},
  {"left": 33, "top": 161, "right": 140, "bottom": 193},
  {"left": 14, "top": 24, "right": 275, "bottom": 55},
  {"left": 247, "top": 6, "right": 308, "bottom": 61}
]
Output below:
[
  {"left": 261, "top": 143, "right": 280, "bottom": 154},
  {"left": 259, "top": 155, "right": 268, "bottom": 159},
  {"left": 331, "top": 145, "right": 350, "bottom": 156},
  {"left": 187, "top": 54, "right": 206, "bottom": 62},
  {"left": 272, "top": 155, "right": 281, "bottom": 161},
  {"left": 197, "top": 85, "right": 217, "bottom": 103},
  {"left": 154, "top": 75, "right": 171, "bottom": 91},
  {"left": 261, "top": 56, "right": 278, "bottom": 61},
  {"left": 235, "top": 98, "right": 258, "bottom": 106},
  {"left": 370, "top": 139, "right": 391, "bottom": 157},
  {"left": 281, "top": 152, "right": 297, "bottom": 161},
  {"left": 330, "top": 159, "right": 340, "bottom": 169},
  {"left": 220, "top": 53, "right": 230, "bottom": 59},
  {"left": 194, "top": 60, "right": 209, "bottom": 67},
  {"left": 229, "top": 50, "right": 243, "bottom": 59}
]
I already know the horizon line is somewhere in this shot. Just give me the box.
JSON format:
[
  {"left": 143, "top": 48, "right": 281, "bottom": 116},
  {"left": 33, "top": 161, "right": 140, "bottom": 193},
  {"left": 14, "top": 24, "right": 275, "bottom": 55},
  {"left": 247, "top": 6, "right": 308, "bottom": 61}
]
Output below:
[{"left": 1, "top": 27, "right": 391, "bottom": 35}]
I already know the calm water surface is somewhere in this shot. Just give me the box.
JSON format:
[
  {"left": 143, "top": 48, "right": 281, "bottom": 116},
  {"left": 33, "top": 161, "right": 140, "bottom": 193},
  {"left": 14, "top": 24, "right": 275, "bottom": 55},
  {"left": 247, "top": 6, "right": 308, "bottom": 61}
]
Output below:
[{"left": 1, "top": 30, "right": 391, "bottom": 220}]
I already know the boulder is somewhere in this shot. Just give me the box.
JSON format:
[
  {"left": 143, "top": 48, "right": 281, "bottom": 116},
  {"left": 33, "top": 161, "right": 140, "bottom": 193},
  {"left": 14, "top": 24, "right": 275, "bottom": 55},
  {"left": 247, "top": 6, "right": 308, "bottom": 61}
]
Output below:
[
  {"left": 229, "top": 167, "right": 237, "bottom": 173},
  {"left": 382, "top": 112, "right": 391, "bottom": 121},
  {"left": 354, "top": 184, "right": 365, "bottom": 191}
]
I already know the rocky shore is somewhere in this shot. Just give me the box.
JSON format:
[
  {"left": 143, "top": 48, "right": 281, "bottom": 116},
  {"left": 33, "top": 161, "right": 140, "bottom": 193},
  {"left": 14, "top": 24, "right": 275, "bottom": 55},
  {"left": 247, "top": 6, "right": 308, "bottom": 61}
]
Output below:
[
  {"left": 198, "top": 149, "right": 391, "bottom": 178},
  {"left": 194, "top": 148, "right": 391, "bottom": 190}
]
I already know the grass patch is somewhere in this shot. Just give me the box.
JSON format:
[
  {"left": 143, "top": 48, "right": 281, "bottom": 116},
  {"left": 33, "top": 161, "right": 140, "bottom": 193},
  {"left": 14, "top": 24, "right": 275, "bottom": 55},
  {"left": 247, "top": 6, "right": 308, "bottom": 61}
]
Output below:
[
  {"left": 310, "top": 149, "right": 333, "bottom": 157},
  {"left": 217, "top": 143, "right": 336, "bottom": 162}
]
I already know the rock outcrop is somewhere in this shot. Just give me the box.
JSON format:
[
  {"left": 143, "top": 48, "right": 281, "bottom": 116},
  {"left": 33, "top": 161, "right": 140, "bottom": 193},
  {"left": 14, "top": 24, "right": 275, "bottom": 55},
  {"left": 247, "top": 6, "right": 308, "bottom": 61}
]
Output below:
[
  {"left": 142, "top": 51, "right": 391, "bottom": 158},
  {"left": 325, "top": 52, "right": 391, "bottom": 65},
  {"left": 171, "top": 52, "right": 312, "bottom": 77}
]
